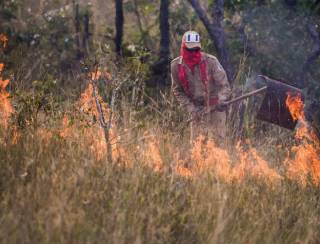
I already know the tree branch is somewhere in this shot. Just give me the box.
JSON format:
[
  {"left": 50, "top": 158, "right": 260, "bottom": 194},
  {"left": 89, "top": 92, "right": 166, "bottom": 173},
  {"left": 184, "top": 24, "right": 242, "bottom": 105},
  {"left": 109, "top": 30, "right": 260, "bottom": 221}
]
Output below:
[
  {"left": 212, "top": 0, "right": 224, "bottom": 25},
  {"left": 187, "top": 0, "right": 212, "bottom": 31},
  {"left": 233, "top": 11, "right": 257, "bottom": 56},
  {"left": 188, "top": 0, "right": 234, "bottom": 83},
  {"left": 91, "top": 67, "right": 113, "bottom": 163}
]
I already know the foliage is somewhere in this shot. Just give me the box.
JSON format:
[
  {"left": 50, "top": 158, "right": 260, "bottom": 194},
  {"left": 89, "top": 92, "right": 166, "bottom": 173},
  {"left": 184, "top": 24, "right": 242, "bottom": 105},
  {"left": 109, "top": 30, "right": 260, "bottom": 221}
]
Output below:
[
  {"left": 14, "top": 76, "right": 60, "bottom": 128},
  {"left": 0, "top": 0, "right": 320, "bottom": 242}
]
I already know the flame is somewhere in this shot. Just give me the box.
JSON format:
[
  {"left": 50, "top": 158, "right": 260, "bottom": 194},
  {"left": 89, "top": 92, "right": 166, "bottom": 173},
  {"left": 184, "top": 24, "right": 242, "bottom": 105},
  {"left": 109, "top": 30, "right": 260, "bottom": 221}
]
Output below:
[
  {"left": 190, "top": 136, "right": 232, "bottom": 180},
  {"left": 0, "top": 62, "right": 14, "bottom": 130},
  {"left": 0, "top": 63, "right": 4, "bottom": 72},
  {"left": 175, "top": 159, "right": 193, "bottom": 178},
  {"left": 90, "top": 70, "right": 112, "bottom": 81},
  {"left": 11, "top": 125, "right": 20, "bottom": 144},
  {"left": 78, "top": 83, "right": 109, "bottom": 120},
  {"left": 77, "top": 82, "right": 110, "bottom": 161},
  {"left": 58, "top": 80, "right": 125, "bottom": 162},
  {"left": 1, "top": 50, "right": 316, "bottom": 187},
  {"left": 232, "top": 145, "right": 281, "bottom": 182},
  {"left": 285, "top": 92, "right": 320, "bottom": 186},
  {"left": 37, "top": 128, "right": 53, "bottom": 146},
  {"left": 59, "top": 116, "right": 72, "bottom": 139},
  {"left": 287, "top": 144, "right": 320, "bottom": 185},
  {"left": 91, "top": 71, "right": 102, "bottom": 81},
  {"left": 143, "top": 135, "right": 164, "bottom": 172},
  {"left": 172, "top": 136, "right": 280, "bottom": 183},
  {"left": 58, "top": 115, "right": 108, "bottom": 161},
  {"left": 0, "top": 34, "right": 8, "bottom": 49},
  {"left": 0, "top": 35, "right": 17, "bottom": 142},
  {"left": 286, "top": 92, "right": 304, "bottom": 121},
  {"left": 48, "top": 89, "right": 317, "bottom": 186}
]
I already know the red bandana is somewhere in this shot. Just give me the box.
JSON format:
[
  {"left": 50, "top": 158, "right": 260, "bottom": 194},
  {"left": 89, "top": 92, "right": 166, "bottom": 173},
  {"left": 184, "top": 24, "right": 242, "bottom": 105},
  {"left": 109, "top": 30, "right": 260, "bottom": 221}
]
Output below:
[
  {"left": 178, "top": 41, "right": 208, "bottom": 100},
  {"left": 181, "top": 43, "right": 202, "bottom": 72}
]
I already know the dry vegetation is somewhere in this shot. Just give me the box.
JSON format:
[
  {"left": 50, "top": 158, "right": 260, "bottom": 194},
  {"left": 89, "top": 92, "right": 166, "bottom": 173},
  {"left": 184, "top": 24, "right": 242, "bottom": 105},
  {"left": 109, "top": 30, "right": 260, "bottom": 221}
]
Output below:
[
  {"left": 0, "top": 54, "right": 320, "bottom": 243},
  {"left": 1, "top": 1, "right": 320, "bottom": 240}
]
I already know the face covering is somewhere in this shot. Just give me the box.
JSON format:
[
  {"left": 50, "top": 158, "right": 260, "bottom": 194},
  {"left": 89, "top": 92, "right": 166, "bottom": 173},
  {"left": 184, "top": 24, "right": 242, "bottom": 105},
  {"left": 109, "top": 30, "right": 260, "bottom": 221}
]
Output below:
[
  {"left": 178, "top": 40, "right": 208, "bottom": 100},
  {"left": 180, "top": 42, "right": 202, "bottom": 72}
]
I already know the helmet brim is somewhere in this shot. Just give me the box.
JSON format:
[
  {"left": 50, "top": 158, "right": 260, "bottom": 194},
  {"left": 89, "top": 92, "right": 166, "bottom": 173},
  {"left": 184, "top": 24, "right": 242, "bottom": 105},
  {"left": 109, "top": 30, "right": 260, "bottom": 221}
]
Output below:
[{"left": 184, "top": 42, "right": 201, "bottom": 49}]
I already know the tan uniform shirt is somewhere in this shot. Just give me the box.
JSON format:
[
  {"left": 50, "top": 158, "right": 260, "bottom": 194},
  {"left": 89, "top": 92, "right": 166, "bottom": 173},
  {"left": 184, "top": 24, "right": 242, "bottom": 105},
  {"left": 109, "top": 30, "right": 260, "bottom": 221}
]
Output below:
[
  {"left": 171, "top": 52, "right": 231, "bottom": 143},
  {"left": 171, "top": 52, "right": 231, "bottom": 112}
]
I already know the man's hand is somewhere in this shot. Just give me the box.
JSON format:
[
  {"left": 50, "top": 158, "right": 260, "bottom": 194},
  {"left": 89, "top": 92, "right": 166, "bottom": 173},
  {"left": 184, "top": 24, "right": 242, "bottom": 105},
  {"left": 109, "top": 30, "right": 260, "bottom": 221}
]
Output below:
[
  {"left": 186, "top": 101, "right": 229, "bottom": 123},
  {"left": 215, "top": 101, "right": 229, "bottom": 112}
]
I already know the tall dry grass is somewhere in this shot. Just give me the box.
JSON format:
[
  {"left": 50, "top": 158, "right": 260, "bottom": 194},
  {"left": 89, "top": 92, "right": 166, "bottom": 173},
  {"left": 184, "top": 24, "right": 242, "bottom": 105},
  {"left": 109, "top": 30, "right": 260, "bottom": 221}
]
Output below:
[
  {"left": 0, "top": 95, "right": 320, "bottom": 243},
  {"left": 0, "top": 52, "right": 319, "bottom": 243}
]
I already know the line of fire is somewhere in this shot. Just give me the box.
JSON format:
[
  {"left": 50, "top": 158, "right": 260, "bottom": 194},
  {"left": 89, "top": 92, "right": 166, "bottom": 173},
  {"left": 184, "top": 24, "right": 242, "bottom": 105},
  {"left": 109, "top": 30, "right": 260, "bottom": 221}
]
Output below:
[{"left": 0, "top": 1, "right": 320, "bottom": 242}]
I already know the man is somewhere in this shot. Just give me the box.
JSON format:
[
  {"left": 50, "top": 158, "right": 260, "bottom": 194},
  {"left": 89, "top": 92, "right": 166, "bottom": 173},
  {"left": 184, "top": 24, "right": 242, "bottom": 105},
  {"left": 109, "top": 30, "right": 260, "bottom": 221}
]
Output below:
[{"left": 171, "top": 31, "right": 231, "bottom": 144}]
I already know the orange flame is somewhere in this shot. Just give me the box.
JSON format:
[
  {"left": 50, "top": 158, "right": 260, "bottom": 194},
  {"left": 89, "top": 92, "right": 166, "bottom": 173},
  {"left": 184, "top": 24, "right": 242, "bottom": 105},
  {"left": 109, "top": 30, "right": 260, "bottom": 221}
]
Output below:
[
  {"left": 0, "top": 34, "right": 8, "bottom": 49},
  {"left": 0, "top": 63, "right": 14, "bottom": 130},
  {"left": 1, "top": 52, "right": 316, "bottom": 187},
  {"left": 90, "top": 70, "right": 112, "bottom": 81},
  {"left": 287, "top": 144, "right": 320, "bottom": 185},
  {"left": 143, "top": 135, "right": 164, "bottom": 172},
  {"left": 285, "top": 92, "right": 320, "bottom": 186},
  {"left": 78, "top": 83, "right": 109, "bottom": 120},
  {"left": 0, "top": 35, "right": 17, "bottom": 141},
  {"left": 232, "top": 144, "right": 281, "bottom": 182},
  {"left": 286, "top": 92, "right": 305, "bottom": 121},
  {"left": 37, "top": 128, "right": 53, "bottom": 146},
  {"left": 172, "top": 136, "right": 281, "bottom": 183},
  {"left": 58, "top": 80, "right": 125, "bottom": 162}
]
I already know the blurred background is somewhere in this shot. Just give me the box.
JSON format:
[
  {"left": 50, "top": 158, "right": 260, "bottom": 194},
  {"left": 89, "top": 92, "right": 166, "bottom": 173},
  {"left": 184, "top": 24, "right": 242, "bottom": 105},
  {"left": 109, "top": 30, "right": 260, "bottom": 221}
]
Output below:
[
  {"left": 1, "top": 0, "right": 320, "bottom": 136},
  {"left": 1, "top": 2, "right": 320, "bottom": 243}
]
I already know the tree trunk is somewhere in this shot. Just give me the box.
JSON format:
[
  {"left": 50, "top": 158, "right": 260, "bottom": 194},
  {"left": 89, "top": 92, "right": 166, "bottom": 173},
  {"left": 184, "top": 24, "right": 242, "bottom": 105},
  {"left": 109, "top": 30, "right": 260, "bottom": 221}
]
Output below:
[
  {"left": 298, "top": 22, "right": 320, "bottom": 88},
  {"left": 211, "top": 0, "right": 233, "bottom": 82},
  {"left": 74, "top": 1, "right": 83, "bottom": 60},
  {"left": 187, "top": 0, "right": 234, "bottom": 83},
  {"left": 83, "top": 9, "right": 90, "bottom": 55},
  {"left": 150, "top": 0, "right": 170, "bottom": 85},
  {"left": 133, "top": 0, "right": 144, "bottom": 37},
  {"left": 312, "top": 0, "right": 320, "bottom": 9},
  {"left": 283, "top": 0, "right": 297, "bottom": 7},
  {"left": 115, "top": 0, "right": 124, "bottom": 55},
  {"left": 299, "top": 49, "right": 320, "bottom": 88},
  {"left": 257, "top": 0, "right": 265, "bottom": 6},
  {"left": 159, "top": 0, "right": 170, "bottom": 60}
]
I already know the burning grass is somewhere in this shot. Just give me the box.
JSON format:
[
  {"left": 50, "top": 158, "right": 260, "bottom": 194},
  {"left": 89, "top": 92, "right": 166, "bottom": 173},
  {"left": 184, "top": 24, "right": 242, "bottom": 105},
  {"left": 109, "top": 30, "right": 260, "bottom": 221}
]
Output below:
[
  {"left": 0, "top": 63, "right": 14, "bottom": 131},
  {"left": 0, "top": 70, "right": 319, "bottom": 242},
  {"left": 285, "top": 92, "right": 320, "bottom": 186},
  {"left": 0, "top": 34, "right": 8, "bottom": 48}
]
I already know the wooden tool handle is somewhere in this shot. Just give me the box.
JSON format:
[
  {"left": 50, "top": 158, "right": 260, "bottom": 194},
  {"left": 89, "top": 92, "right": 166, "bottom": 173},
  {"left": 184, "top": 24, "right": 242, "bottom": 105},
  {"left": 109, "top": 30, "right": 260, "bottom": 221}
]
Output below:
[
  {"left": 224, "top": 86, "right": 267, "bottom": 106},
  {"left": 186, "top": 86, "right": 267, "bottom": 124}
]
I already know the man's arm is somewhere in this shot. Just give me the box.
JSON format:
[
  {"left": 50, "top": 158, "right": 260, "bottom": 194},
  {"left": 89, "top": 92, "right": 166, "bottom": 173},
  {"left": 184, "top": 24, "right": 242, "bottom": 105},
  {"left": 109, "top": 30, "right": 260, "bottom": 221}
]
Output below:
[
  {"left": 171, "top": 61, "right": 196, "bottom": 113},
  {"left": 211, "top": 58, "right": 232, "bottom": 102}
]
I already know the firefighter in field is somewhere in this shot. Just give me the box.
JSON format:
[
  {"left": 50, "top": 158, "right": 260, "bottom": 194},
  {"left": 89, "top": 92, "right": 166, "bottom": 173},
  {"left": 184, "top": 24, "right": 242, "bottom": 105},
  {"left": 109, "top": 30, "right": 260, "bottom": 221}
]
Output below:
[{"left": 171, "top": 31, "right": 231, "bottom": 144}]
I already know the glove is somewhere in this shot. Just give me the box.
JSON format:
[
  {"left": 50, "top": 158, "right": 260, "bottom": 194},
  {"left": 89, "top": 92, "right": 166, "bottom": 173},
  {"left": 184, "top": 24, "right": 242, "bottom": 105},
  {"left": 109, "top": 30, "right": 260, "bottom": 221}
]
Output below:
[{"left": 215, "top": 101, "right": 229, "bottom": 112}]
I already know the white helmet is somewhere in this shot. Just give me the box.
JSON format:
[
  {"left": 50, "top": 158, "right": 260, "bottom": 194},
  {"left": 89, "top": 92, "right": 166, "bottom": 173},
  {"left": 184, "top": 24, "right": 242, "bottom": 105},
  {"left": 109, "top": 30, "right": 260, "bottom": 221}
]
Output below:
[{"left": 182, "top": 31, "right": 201, "bottom": 49}]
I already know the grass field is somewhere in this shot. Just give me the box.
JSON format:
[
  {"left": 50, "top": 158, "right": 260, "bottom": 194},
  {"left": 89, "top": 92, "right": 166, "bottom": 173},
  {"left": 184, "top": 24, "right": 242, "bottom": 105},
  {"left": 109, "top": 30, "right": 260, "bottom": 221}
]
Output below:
[{"left": 0, "top": 77, "right": 320, "bottom": 243}]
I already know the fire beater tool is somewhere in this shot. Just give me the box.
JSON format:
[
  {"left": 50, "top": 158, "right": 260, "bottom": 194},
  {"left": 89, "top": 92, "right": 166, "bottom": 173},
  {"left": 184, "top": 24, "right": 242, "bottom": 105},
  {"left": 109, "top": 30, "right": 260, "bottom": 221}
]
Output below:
[{"left": 187, "top": 75, "right": 303, "bottom": 130}]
